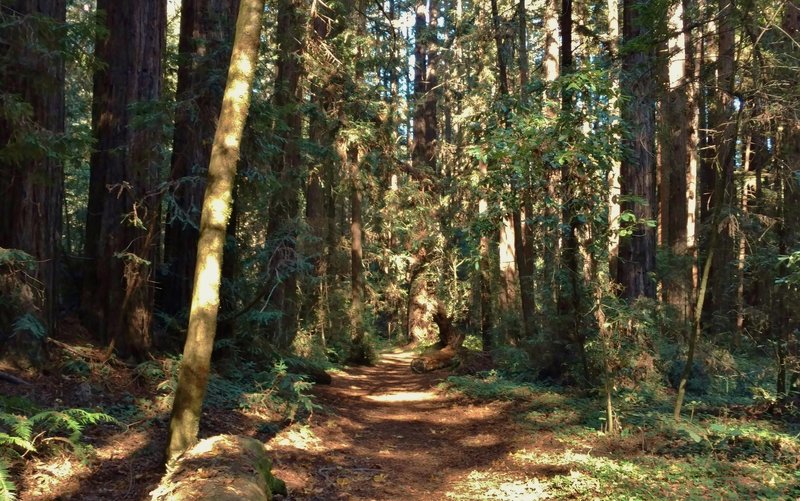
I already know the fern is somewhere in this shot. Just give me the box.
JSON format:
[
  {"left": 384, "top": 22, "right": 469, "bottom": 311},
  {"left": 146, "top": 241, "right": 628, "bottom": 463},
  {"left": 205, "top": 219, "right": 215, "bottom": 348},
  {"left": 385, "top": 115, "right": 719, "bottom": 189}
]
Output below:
[
  {"left": 0, "top": 459, "right": 16, "bottom": 501},
  {"left": 11, "top": 313, "right": 46, "bottom": 340}
]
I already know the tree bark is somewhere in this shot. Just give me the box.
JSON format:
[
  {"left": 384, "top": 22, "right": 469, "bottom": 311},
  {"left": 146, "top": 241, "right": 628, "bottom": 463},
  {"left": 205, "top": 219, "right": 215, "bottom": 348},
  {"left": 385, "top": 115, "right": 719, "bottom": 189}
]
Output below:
[
  {"left": 266, "top": 0, "right": 305, "bottom": 349},
  {"left": 161, "top": 0, "right": 240, "bottom": 319},
  {"left": 83, "top": 0, "right": 166, "bottom": 358},
  {"left": 616, "top": 0, "right": 657, "bottom": 299},
  {"left": 660, "top": 0, "right": 698, "bottom": 326},
  {"left": 0, "top": 0, "right": 66, "bottom": 344},
  {"left": 166, "top": 0, "right": 264, "bottom": 461}
]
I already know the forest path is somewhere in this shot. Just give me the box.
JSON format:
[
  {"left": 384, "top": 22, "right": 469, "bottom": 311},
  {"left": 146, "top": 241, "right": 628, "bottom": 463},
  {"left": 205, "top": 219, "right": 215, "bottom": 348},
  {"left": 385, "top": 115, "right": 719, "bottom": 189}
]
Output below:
[{"left": 267, "top": 350, "right": 560, "bottom": 500}]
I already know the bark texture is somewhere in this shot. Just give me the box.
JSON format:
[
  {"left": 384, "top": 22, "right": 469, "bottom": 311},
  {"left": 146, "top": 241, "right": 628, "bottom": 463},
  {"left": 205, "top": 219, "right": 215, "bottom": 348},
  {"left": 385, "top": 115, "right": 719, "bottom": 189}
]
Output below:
[
  {"left": 617, "top": 0, "right": 656, "bottom": 299},
  {"left": 83, "top": 0, "right": 166, "bottom": 358},
  {"left": 0, "top": 0, "right": 66, "bottom": 350},
  {"left": 166, "top": 0, "right": 264, "bottom": 460},
  {"left": 161, "top": 0, "right": 240, "bottom": 318}
]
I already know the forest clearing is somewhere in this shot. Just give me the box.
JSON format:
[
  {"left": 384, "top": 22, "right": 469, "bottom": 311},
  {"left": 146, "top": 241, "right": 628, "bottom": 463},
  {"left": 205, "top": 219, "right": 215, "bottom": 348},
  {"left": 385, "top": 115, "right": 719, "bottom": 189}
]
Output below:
[{"left": 1, "top": 0, "right": 799, "bottom": 498}]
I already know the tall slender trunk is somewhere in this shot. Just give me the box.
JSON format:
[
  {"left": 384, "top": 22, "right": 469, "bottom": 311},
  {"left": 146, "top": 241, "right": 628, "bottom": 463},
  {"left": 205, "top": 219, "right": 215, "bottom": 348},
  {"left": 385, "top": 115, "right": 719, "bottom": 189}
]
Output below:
[
  {"left": 660, "top": 0, "right": 697, "bottom": 329},
  {"left": 166, "top": 0, "right": 265, "bottom": 460},
  {"left": 266, "top": 0, "right": 304, "bottom": 348},
  {"left": 617, "top": 0, "right": 656, "bottom": 299},
  {"left": 516, "top": 0, "right": 537, "bottom": 341}
]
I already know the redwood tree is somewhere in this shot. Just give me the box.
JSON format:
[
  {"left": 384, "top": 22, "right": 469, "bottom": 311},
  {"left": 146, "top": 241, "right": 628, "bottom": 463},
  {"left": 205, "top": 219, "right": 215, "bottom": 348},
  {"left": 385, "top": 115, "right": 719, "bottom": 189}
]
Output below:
[
  {"left": 0, "top": 0, "right": 66, "bottom": 361},
  {"left": 161, "top": 0, "right": 240, "bottom": 319},
  {"left": 82, "top": 0, "right": 166, "bottom": 358}
]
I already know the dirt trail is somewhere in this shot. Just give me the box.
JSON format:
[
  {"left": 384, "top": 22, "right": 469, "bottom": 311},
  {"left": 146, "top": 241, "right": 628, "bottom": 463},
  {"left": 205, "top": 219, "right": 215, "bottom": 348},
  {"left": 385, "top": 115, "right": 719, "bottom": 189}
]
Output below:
[{"left": 267, "top": 351, "right": 553, "bottom": 500}]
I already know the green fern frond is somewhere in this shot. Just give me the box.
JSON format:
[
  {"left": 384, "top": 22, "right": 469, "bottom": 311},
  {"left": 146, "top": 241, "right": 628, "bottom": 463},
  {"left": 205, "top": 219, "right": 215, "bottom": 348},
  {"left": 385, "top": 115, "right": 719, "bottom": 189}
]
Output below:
[
  {"left": 0, "top": 433, "right": 35, "bottom": 454},
  {"left": 11, "top": 313, "right": 46, "bottom": 340},
  {"left": 0, "top": 415, "right": 32, "bottom": 444},
  {"left": 0, "top": 459, "right": 17, "bottom": 501}
]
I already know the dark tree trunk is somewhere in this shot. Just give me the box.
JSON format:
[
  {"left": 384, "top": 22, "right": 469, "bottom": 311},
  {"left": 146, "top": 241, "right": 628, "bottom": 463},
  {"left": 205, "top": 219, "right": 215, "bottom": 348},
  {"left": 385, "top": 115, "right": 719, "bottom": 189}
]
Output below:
[
  {"left": 83, "top": 0, "right": 166, "bottom": 359},
  {"left": 411, "top": 1, "right": 435, "bottom": 172},
  {"left": 161, "top": 0, "right": 240, "bottom": 319},
  {"left": 0, "top": 0, "right": 66, "bottom": 365},
  {"left": 616, "top": 0, "right": 657, "bottom": 299},
  {"left": 266, "top": 0, "right": 304, "bottom": 349},
  {"left": 516, "top": 0, "right": 537, "bottom": 341}
]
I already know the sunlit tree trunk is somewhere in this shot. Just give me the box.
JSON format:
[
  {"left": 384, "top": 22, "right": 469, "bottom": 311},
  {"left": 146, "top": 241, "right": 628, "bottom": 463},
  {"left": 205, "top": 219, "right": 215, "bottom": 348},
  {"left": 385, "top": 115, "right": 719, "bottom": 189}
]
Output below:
[
  {"left": 0, "top": 0, "right": 65, "bottom": 362},
  {"left": 607, "top": 0, "right": 621, "bottom": 278},
  {"left": 166, "top": 0, "right": 264, "bottom": 460},
  {"left": 616, "top": 0, "right": 656, "bottom": 299},
  {"left": 542, "top": 0, "right": 561, "bottom": 310},
  {"left": 83, "top": 0, "right": 166, "bottom": 358},
  {"left": 660, "top": 0, "right": 698, "bottom": 326},
  {"left": 161, "top": 0, "right": 240, "bottom": 320}
]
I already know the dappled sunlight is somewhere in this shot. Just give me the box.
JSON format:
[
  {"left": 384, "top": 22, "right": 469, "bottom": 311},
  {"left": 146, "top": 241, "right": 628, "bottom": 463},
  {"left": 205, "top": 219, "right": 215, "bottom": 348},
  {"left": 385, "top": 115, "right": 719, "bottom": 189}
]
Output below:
[
  {"left": 272, "top": 424, "right": 324, "bottom": 451},
  {"left": 364, "top": 390, "right": 437, "bottom": 402}
]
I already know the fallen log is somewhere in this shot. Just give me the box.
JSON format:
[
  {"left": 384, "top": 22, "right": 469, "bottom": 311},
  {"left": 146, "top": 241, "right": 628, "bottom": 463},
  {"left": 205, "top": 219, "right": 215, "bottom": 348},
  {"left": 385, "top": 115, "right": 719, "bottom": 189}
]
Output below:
[
  {"left": 411, "top": 346, "right": 459, "bottom": 373},
  {"left": 150, "top": 435, "right": 287, "bottom": 501}
]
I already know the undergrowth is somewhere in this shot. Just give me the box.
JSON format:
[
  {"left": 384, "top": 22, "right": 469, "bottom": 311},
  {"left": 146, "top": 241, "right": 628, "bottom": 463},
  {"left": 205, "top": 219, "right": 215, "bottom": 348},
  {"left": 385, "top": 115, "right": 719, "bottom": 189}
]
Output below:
[
  {"left": 0, "top": 396, "right": 116, "bottom": 501},
  {"left": 441, "top": 347, "right": 800, "bottom": 499}
]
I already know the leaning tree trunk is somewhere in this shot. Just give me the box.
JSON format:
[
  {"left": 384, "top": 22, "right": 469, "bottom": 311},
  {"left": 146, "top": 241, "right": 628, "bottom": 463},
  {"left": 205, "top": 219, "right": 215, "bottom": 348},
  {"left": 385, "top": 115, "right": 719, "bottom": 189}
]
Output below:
[
  {"left": 166, "top": 0, "right": 265, "bottom": 461},
  {"left": 83, "top": 0, "right": 166, "bottom": 359},
  {"left": 0, "top": 0, "right": 65, "bottom": 366}
]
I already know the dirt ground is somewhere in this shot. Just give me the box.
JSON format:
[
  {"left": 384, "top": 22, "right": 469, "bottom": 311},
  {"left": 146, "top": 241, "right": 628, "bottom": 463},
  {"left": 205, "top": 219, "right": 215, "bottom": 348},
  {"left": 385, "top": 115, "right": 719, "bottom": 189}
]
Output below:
[
  {"left": 266, "top": 350, "right": 560, "bottom": 500},
  {"left": 6, "top": 349, "right": 560, "bottom": 500}
]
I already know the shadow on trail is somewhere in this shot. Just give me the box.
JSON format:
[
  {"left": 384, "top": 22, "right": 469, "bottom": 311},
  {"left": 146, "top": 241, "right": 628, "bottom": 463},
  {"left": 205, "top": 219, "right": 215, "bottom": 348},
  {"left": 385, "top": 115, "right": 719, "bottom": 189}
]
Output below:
[{"left": 268, "top": 351, "right": 527, "bottom": 500}]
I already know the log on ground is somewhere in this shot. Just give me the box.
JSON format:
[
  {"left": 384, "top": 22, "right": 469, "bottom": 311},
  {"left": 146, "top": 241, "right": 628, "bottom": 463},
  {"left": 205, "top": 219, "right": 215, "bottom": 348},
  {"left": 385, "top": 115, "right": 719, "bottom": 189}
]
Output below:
[
  {"left": 411, "top": 346, "right": 460, "bottom": 373},
  {"left": 150, "top": 434, "right": 287, "bottom": 501}
]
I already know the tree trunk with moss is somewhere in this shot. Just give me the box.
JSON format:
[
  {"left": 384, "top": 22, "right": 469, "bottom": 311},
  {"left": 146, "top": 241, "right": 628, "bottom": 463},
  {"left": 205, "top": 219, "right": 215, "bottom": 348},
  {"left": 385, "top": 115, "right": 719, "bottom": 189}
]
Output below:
[{"left": 166, "top": 0, "right": 265, "bottom": 461}]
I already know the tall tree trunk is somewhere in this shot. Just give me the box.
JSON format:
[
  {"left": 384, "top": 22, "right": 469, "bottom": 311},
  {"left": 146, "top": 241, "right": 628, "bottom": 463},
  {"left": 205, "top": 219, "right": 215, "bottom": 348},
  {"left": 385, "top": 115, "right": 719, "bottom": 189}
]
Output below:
[
  {"left": 543, "top": 0, "right": 561, "bottom": 310},
  {"left": 266, "top": 0, "right": 304, "bottom": 348},
  {"left": 708, "top": 0, "right": 738, "bottom": 332},
  {"left": 0, "top": 0, "right": 66, "bottom": 365},
  {"left": 166, "top": 0, "right": 264, "bottom": 460},
  {"left": 660, "top": 0, "right": 697, "bottom": 326},
  {"left": 412, "top": 0, "right": 431, "bottom": 171},
  {"left": 161, "top": 0, "right": 240, "bottom": 319},
  {"left": 607, "top": 0, "right": 621, "bottom": 278},
  {"left": 776, "top": 0, "right": 800, "bottom": 398},
  {"left": 616, "top": 0, "right": 656, "bottom": 299},
  {"left": 83, "top": 0, "right": 166, "bottom": 358},
  {"left": 516, "top": 0, "right": 538, "bottom": 341}
]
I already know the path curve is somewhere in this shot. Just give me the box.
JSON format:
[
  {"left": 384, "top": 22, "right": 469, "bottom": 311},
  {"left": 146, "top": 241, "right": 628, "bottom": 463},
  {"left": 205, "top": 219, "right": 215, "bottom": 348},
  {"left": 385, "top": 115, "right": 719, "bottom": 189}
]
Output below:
[{"left": 267, "top": 350, "right": 546, "bottom": 500}]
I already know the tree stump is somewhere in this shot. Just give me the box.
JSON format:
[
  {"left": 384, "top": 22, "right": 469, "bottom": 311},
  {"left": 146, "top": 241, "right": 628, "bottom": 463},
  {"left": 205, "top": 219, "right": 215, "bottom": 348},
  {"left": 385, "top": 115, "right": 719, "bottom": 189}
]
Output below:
[{"left": 151, "top": 435, "right": 287, "bottom": 501}]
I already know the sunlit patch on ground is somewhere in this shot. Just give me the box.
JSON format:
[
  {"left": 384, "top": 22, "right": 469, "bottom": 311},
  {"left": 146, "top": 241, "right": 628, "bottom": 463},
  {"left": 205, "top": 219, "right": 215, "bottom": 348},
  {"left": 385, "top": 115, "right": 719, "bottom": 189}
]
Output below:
[
  {"left": 365, "top": 391, "right": 437, "bottom": 402},
  {"left": 271, "top": 423, "right": 323, "bottom": 451},
  {"left": 446, "top": 470, "right": 551, "bottom": 500},
  {"left": 458, "top": 433, "right": 502, "bottom": 447}
]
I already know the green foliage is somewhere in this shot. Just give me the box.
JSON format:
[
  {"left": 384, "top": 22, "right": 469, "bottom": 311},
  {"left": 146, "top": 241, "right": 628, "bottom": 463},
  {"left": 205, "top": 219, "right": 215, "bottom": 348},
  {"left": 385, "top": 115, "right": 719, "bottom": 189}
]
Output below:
[
  {"left": 11, "top": 314, "right": 45, "bottom": 341},
  {"left": 443, "top": 371, "right": 536, "bottom": 401},
  {"left": 0, "top": 402, "right": 116, "bottom": 499}
]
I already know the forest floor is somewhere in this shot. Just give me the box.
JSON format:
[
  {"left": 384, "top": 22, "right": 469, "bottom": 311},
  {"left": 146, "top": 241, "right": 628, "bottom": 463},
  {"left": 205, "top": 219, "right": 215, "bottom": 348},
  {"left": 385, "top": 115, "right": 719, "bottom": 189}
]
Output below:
[
  {"left": 3, "top": 339, "right": 800, "bottom": 500},
  {"left": 265, "top": 350, "right": 563, "bottom": 500}
]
